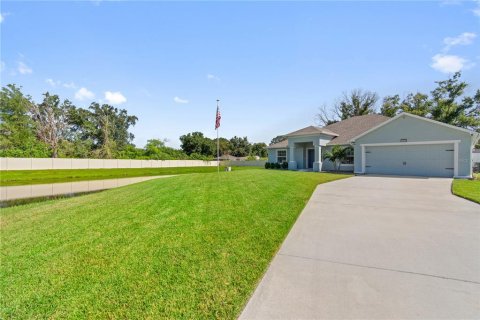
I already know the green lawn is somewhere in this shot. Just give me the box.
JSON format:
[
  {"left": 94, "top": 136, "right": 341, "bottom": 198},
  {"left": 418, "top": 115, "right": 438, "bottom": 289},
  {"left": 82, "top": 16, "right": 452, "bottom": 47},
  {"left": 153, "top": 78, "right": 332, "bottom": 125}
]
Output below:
[
  {"left": 452, "top": 173, "right": 480, "bottom": 204},
  {"left": 0, "top": 166, "right": 258, "bottom": 186},
  {"left": 0, "top": 170, "right": 349, "bottom": 319}
]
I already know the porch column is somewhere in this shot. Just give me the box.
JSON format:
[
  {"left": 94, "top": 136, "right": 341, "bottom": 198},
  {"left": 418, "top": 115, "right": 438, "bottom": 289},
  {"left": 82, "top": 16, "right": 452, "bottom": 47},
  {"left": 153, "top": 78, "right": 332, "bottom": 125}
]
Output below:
[
  {"left": 313, "top": 144, "right": 322, "bottom": 172},
  {"left": 288, "top": 145, "right": 297, "bottom": 170}
]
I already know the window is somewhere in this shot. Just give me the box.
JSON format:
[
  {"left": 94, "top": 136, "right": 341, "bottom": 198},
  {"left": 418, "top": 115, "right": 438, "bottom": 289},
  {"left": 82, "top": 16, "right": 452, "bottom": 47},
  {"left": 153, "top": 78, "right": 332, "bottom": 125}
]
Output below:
[
  {"left": 341, "top": 147, "right": 354, "bottom": 164},
  {"left": 277, "top": 149, "right": 287, "bottom": 163}
]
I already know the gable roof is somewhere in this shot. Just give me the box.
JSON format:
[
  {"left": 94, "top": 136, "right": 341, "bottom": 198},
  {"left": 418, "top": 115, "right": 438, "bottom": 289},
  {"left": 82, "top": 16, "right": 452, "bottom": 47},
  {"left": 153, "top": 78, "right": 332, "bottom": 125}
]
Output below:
[
  {"left": 284, "top": 125, "right": 339, "bottom": 137},
  {"left": 267, "top": 139, "right": 288, "bottom": 149},
  {"left": 325, "top": 114, "right": 390, "bottom": 145},
  {"left": 267, "top": 114, "right": 391, "bottom": 148},
  {"left": 350, "top": 112, "right": 476, "bottom": 142}
]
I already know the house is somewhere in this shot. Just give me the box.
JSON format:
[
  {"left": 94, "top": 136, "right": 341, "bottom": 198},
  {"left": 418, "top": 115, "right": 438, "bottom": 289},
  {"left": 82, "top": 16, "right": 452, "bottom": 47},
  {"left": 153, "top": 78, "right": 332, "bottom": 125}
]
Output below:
[{"left": 267, "top": 112, "right": 480, "bottom": 178}]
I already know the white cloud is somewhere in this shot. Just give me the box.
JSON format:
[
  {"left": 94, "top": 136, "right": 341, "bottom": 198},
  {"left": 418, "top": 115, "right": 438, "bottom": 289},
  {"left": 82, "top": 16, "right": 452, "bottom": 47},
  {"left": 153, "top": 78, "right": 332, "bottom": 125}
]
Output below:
[
  {"left": 45, "top": 78, "right": 60, "bottom": 87},
  {"left": 17, "top": 62, "right": 32, "bottom": 74},
  {"left": 104, "top": 91, "right": 127, "bottom": 105},
  {"left": 431, "top": 54, "right": 474, "bottom": 73},
  {"left": 439, "top": 0, "right": 462, "bottom": 6},
  {"left": 473, "top": 0, "right": 480, "bottom": 16},
  {"left": 443, "top": 32, "right": 476, "bottom": 51},
  {"left": 75, "top": 87, "right": 95, "bottom": 101},
  {"left": 207, "top": 74, "right": 220, "bottom": 81},
  {"left": 63, "top": 82, "right": 77, "bottom": 89},
  {"left": 173, "top": 96, "right": 189, "bottom": 104},
  {"left": 0, "top": 12, "right": 9, "bottom": 23}
]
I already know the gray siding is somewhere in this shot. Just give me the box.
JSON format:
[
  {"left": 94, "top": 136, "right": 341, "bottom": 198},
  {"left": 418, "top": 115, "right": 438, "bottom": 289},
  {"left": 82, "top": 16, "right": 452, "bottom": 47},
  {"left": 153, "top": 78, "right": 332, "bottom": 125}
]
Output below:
[
  {"left": 267, "top": 148, "right": 288, "bottom": 163},
  {"left": 354, "top": 115, "right": 474, "bottom": 177}
]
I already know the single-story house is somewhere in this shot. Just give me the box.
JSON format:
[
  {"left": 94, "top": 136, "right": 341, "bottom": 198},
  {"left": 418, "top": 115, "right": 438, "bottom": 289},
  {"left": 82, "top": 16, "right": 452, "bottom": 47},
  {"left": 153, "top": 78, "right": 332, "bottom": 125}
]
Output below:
[{"left": 267, "top": 112, "right": 480, "bottom": 178}]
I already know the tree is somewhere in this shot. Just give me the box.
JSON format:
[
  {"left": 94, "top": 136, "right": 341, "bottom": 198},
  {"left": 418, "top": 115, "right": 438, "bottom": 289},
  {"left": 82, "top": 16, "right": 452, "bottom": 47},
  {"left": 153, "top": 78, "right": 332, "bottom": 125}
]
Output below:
[
  {"left": 216, "top": 137, "right": 232, "bottom": 156},
  {"left": 316, "top": 105, "right": 339, "bottom": 126},
  {"left": 317, "top": 89, "right": 378, "bottom": 125},
  {"left": 270, "top": 135, "right": 287, "bottom": 145},
  {"left": 322, "top": 145, "right": 350, "bottom": 171},
  {"left": 88, "top": 103, "right": 138, "bottom": 158},
  {"left": 30, "top": 93, "right": 71, "bottom": 158},
  {"left": 144, "top": 138, "right": 166, "bottom": 159},
  {"left": 229, "top": 136, "right": 251, "bottom": 157},
  {"left": 251, "top": 142, "right": 267, "bottom": 158},
  {"left": 380, "top": 95, "right": 401, "bottom": 117},
  {"left": 400, "top": 93, "right": 431, "bottom": 117},
  {"left": 430, "top": 72, "right": 479, "bottom": 130},
  {"left": 336, "top": 89, "right": 378, "bottom": 120},
  {"left": 0, "top": 84, "right": 49, "bottom": 157},
  {"left": 180, "top": 132, "right": 215, "bottom": 156}
]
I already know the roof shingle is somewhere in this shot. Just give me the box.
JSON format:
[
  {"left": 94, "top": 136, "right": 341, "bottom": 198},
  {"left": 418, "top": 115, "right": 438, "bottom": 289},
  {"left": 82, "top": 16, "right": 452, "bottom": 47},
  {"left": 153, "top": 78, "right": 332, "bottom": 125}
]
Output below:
[
  {"left": 268, "top": 114, "right": 390, "bottom": 148},
  {"left": 324, "top": 114, "right": 390, "bottom": 145}
]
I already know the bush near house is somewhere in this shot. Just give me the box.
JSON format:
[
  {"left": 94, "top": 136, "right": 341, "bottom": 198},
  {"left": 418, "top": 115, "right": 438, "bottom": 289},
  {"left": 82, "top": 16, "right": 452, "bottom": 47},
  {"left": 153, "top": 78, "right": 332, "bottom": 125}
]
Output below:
[{"left": 265, "top": 162, "right": 287, "bottom": 170}]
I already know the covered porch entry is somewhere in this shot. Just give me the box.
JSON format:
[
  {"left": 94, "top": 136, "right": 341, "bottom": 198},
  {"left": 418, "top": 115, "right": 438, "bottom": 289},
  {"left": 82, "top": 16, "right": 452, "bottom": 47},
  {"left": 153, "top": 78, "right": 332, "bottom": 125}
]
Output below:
[{"left": 288, "top": 140, "right": 322, "bottom": 171}]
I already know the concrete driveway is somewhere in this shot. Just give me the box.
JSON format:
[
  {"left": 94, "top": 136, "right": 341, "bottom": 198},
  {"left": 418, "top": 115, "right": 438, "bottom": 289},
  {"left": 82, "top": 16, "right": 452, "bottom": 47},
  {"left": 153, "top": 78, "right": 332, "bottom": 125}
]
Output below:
[{"left": 240, "top": 176, "right": 480, "bottom": 319}]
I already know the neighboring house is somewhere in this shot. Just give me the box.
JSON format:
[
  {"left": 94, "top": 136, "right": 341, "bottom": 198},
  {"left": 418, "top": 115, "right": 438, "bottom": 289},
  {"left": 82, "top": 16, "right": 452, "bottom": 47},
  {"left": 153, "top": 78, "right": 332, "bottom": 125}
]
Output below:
[{"left": 267, "top": 113, "right": 480, "bottom": 178}]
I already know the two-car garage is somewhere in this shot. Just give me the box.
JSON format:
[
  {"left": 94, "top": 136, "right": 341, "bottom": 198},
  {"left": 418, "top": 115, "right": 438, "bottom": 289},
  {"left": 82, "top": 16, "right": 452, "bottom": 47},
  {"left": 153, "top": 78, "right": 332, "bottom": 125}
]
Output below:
[
  {"left": 364, "top": 143, "right": 456, "bottom": 178},
  {"left": 352, "top": 113, "right": 477, "bottom": 178}
]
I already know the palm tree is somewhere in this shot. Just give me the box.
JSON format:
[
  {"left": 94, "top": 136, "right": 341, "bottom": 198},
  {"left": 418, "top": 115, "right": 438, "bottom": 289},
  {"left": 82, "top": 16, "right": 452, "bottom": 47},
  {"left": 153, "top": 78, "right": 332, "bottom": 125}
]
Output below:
[{"left": 322, "top": 145, "right": 350, "bottom": 171}]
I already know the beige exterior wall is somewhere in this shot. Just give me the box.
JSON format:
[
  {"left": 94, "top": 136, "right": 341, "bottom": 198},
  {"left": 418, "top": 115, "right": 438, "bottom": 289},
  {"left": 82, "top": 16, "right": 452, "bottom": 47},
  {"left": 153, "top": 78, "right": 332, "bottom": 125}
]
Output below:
[{"left": 0, "top": 157, "right": 218, "bottom": 171}]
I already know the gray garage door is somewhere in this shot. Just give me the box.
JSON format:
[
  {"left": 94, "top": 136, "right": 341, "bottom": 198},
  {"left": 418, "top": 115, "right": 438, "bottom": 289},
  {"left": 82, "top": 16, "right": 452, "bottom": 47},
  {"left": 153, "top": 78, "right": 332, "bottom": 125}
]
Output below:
[{"left": 365, "top": 144, "right": 454, "bottom": 177}]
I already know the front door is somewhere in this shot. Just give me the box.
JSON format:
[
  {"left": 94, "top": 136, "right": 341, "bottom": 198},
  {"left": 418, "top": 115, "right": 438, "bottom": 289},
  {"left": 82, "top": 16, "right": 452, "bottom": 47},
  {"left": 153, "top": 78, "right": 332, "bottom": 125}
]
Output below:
[{"left": 307, "top": 149, "right": 315, "bottom": 169}]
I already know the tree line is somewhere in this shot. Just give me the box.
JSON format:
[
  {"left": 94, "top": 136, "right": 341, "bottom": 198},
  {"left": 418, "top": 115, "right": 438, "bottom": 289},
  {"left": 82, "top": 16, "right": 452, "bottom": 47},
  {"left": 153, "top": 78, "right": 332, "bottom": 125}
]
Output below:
[
  {"left": 316, "top": 72, "right": 479, "bottom": 132},
  {"left": 0, "top": 84, "right": 268, "bottom": 159},
  {"left": 270, "top": 73, "right": 479, "bottom": 147}
]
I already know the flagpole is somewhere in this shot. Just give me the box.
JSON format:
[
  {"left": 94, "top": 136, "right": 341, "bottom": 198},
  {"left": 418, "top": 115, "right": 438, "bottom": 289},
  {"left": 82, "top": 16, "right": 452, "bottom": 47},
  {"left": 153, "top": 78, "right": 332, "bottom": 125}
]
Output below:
[{"left": 216, "top": 99, "right": 220, "bottom": 174}]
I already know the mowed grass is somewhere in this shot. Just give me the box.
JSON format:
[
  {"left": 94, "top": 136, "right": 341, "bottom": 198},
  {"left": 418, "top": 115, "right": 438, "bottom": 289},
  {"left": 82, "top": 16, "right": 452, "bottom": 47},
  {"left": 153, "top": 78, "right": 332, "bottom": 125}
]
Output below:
[
  {"left": 0, "top": 166, "right": 258, "bottom": 186},
  {"left": 0, "top": 170, "right": 349, "bottom": 319},
  {"left": 452, "top": 173, "right": 480, "bottom": 204}
]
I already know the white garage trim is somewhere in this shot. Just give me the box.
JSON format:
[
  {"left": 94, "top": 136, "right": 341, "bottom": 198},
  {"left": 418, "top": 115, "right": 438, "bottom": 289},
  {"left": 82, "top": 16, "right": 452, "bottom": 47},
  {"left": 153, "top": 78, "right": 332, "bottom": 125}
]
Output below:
[{"left": 357, "top": 140, "right": 461, "bottom": 178}]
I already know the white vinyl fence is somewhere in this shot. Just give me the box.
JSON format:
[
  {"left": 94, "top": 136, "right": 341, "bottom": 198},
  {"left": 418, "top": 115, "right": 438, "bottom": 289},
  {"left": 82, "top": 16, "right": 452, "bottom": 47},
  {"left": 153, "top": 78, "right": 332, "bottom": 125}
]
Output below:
[
  {"left": 0, "top": 157, "right": 219, "bottom": 171},
  {"left": 226, "top": 160, "right": 266, "bottom": 167}
]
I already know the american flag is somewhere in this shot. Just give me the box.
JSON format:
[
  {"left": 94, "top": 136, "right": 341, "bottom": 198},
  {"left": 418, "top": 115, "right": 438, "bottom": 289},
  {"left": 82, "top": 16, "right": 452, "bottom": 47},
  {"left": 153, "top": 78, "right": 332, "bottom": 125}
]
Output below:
[{"left": 215, "top": 105, "right": 221, "bottom": 129}]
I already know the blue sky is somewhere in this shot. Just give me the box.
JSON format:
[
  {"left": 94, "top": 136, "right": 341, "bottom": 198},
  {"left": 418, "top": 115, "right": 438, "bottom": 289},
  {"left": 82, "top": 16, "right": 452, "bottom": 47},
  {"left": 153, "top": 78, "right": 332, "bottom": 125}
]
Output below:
[{"left": 1, "top": 1, "right": 479, "bottom": 148}]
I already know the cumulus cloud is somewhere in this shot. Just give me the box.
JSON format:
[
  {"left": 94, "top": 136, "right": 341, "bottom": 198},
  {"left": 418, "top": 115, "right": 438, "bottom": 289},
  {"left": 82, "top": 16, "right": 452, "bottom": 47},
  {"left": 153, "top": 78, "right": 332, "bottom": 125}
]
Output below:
[
  {"left": 0, "top": 12, "right": 9, "bottom": 23},
  {"left": 443, "top": 32, "right": 476, "bottom": 51},
  {"left": 173, "top": 96, "right": 189, "bottom": 104},
  {"left": 431, "top": 54, "right": 474, "bottom": 73},
  {"left": 63, "top": 82, "right": 77, "bottom": 89},
  {"left": 17, "top": 62, "right": 32, "bottom": 74},
  {"left": 104, "top": 91, "right": 127, "bottom": 105},
  {"left": 75, "top": 87, "right": 95, "bottom": 101},
  {"left": 45, "top": 78, "right": 60, "bottom": 87},
  {"left": 207, "top": 74, "right": 220, "bottom": 81},
  {"left": 473, "top": 0, "right": 480, "bottom": 16}
]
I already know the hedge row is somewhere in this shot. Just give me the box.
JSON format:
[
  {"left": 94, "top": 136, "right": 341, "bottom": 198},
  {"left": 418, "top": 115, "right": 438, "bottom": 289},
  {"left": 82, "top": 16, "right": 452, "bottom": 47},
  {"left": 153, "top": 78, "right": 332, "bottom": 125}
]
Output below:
[{"left": 265, "top": 162, "right": 288, "bottom": 170}]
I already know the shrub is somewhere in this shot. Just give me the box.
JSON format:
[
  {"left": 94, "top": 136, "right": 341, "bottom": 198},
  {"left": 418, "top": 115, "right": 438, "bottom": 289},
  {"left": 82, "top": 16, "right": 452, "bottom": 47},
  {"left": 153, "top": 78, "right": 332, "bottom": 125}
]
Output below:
[
  {"left": 282, "top": 161, "right": 288, "bottom": 169},
  {"left": 275, "top": 162, "right": 281, "bottom": 169},
  {"left": 265, "top": 162, "right": 270, "bottom": 169}
]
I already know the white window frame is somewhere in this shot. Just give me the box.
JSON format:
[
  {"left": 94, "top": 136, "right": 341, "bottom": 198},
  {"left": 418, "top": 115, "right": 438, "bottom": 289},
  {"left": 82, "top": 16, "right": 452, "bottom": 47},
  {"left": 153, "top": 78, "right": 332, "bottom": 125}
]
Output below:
[
  {"left": 276, "top": 149, "right": 287, "bottom": 163},
  {"left": 341, "top": 146, "right": 354, "bottom": 165}
]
